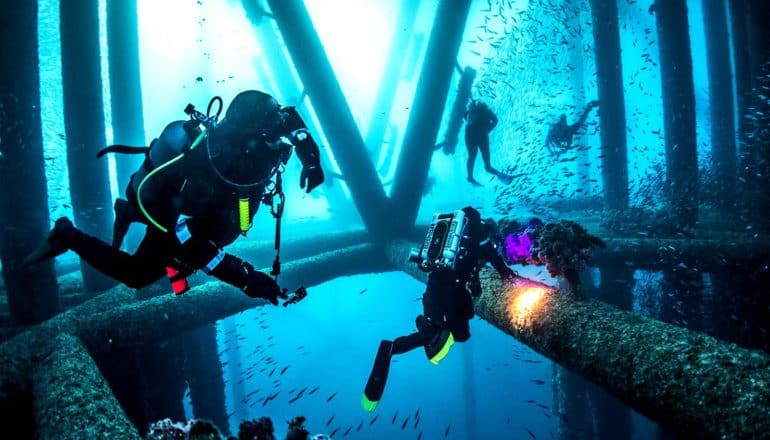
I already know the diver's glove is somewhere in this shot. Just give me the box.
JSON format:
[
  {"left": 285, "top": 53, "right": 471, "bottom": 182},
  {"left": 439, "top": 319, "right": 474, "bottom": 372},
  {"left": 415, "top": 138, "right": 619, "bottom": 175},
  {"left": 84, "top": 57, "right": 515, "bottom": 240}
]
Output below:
[
  {"left": 243, "top": 270, "right": 281, "bottom": 305},
  {"left": 300, "top": 165, "right": 324, "bottom": 193},
  {"left": 292, "top": 128, "right": 324, "bottom": 193},
  {"left": 209, "top": 254, "right": 281, "bottom": 305}
]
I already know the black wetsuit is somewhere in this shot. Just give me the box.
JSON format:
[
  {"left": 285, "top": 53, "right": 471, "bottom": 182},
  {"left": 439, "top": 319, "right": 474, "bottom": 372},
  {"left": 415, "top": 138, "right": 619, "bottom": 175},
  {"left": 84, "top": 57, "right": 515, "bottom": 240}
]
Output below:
[
  {"left": 464, "top": 102, "right": 507, "bottom": 184},
  {"left": 362, "top": 208, "right": 514, "bottom": 409},
  {"left": 54, "top": 121, "right": 280, "bottom": 299},
  {"left": 392, "top": 212, "right": 511, "bottom": 354}
]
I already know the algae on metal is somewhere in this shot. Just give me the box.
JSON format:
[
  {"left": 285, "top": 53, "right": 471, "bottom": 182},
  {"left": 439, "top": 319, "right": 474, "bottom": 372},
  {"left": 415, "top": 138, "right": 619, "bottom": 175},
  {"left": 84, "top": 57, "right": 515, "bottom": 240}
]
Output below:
[
  {"left": 0, "top": 243, "right": 385, "bottom": 437},
  {"left": 32, "top": 333, "right": 141, "bottom": 439}
]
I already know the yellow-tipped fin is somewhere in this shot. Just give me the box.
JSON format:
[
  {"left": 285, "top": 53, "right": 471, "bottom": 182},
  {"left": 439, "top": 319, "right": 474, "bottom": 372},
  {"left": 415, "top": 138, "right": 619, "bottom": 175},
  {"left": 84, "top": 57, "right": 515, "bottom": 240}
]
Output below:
[
  {"left": 429, "top": 332, "right": 455, "bottom": 365},
  {"left": 361, "top": 394, "right": 379, "bottom": 412}
]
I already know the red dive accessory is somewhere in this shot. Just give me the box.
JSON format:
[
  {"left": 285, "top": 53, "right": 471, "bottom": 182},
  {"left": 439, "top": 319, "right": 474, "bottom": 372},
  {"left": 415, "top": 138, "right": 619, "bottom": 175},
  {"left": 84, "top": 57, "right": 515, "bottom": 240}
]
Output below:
[{"left": 166, "top": 266, "right": 190, "bottom": 295}]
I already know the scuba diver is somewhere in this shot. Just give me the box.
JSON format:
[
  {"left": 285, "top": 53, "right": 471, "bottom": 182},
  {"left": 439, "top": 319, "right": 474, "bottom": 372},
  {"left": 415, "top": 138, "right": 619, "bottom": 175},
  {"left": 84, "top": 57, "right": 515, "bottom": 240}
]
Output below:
[
  {"left": 23, "top": 90, "right": 324, "bottom": 304},
  {"left": 464, "top": 99, "right": 512, "bottom": 186},
  {"left": 361, "top": 207, "right": 516, "bottom": 411},
  {"left": 545, "top": 100, "right": 599, "bottom": 159}
]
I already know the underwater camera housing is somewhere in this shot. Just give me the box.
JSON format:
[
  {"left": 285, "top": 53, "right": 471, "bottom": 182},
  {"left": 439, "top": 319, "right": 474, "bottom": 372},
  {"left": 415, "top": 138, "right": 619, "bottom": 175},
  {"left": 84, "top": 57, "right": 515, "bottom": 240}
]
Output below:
[{"left": 409, "top": 210, "right": 469, "bottom": 272}]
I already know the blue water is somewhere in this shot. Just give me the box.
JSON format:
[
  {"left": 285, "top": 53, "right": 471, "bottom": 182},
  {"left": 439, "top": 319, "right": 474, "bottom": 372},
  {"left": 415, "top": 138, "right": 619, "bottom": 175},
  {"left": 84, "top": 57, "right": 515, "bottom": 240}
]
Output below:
[
  {"left": 210, "top": 271, "right": 555, "bottom": 439},
  {"left": 177, "top": 269, "right": 656, "bottom": 439}
]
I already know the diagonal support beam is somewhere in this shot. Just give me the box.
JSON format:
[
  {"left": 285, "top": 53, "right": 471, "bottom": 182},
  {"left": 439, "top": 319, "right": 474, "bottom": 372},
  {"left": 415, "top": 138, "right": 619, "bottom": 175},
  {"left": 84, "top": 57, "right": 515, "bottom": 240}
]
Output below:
[
  {"left": 241, "top": 1, "right": 350, "bottom": 215},
  {"left": 265, "top": 0, "right": 391, "bottom": 239},
  {"left": 33, "top": 333, "right": 141, "bottom": 439},
  {"left": 390, "top": 0, "right": 472, "bottom": 232},
  {"left": 385, "top": 240, "right": 770, "bottom": 438}
]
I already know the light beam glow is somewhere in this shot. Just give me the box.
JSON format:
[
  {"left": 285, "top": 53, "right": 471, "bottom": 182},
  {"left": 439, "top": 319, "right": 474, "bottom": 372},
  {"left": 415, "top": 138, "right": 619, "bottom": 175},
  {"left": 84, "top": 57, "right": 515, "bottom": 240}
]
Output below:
[{"left": 507, "top": 283, "right": 551, "bottom": 329}]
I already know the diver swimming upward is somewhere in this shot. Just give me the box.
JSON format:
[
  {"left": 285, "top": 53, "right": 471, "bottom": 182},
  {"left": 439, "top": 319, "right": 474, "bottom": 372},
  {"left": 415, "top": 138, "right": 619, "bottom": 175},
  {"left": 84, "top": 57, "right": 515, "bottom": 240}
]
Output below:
[
  {"left": 361, "top": 207, "right": 516, "bottom": 411},
  {"left": 545, "top": 100, "right": 599, "bottom": 159},
  {"left": 24, "top": 90, "right": 324, "bottom": 304}
]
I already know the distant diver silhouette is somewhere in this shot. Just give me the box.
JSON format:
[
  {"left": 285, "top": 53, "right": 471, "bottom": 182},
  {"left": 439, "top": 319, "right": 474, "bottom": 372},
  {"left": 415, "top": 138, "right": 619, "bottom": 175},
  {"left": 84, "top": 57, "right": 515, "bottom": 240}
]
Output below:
[
  {"left": 464, "top": 99, "right": 512, "bottom": 186},
  {"left": 545, "top": 100, "right": 599, "bottom": 159}
]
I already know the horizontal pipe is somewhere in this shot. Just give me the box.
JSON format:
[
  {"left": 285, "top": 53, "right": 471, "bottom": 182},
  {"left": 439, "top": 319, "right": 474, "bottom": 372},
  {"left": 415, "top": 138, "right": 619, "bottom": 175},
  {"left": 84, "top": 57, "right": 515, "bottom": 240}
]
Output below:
[
  {"left": 76, "top": 243, "right": 385, "bottom": 353},
  {"left": 591, "top": 237, "right": 770, "bottom": 271},
  {"left": 385, "top": 240, "right": 770, "bottom": 438},
  {"left": 406, "top": 224, "right": 770, "bottom": 271},
  {"left": 0, "top": 243, "right": 386, "bottom": 418}
]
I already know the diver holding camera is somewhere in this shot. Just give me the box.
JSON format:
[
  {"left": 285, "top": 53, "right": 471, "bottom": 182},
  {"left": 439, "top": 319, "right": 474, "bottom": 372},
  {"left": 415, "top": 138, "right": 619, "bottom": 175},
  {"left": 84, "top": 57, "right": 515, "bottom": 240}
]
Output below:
[
  {"left": 24, "top": 90, "right": 322, "bottom": 305},
  {"left": 361, "top": 206, "right": 516, "bottom": 411}
]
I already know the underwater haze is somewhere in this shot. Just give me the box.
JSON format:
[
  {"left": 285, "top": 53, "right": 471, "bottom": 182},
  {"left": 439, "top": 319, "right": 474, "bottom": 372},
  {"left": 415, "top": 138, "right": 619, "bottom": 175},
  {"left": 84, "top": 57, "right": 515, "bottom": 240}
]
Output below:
[{"left": 1, "top": 0, "right": 769, "bottom": 439}]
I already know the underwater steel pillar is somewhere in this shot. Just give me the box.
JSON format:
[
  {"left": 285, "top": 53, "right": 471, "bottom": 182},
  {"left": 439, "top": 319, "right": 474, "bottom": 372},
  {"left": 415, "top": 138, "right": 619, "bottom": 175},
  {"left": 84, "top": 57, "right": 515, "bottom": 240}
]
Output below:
[
  {"left": 438, "top": 66, "right": 476, "bottom": 156},
  {"left": 266, "top": 0, "right": 391, "bottom": 239},
  {"left": 588, "top": 0, "right": 628, "bottom": 211},
  {"left": 60, "top": 0, "right": 118, "bottom": 292},
  {"left": 728, "top": 0, "right": 751, "bottom": 144},
  {"left": 241, "top": 0, "right": 352, "bottom": 223},
  {"left": 0, "top": 1, "right": 60, "bottom": 326},
  {"left": 702, "top": 0, "right": 738, "bottom": 216},
  {"left": 654, "top": 0, "right": 699, "bottom": 229},
  {"left": 106, "top": 0, "right": 146, "bottom": 196},
  {"left": 390, "top": 0, "right": 472, "bottom": 232},
  {"left": 386, "top": 240, "right": 770, "bottom": 438},
  {"left": 182, "top": 324, "right": 229, "bottom": 436},
  {"left": 740, "top": 0, "right": 770, "bottom": 231}
]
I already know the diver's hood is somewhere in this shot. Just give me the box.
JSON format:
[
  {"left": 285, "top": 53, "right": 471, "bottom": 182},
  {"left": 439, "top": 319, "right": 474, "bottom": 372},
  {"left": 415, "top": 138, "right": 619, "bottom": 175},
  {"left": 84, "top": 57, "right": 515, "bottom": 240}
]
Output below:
[{"left": 205, "top": 90, "right": 292, "bottom": 188}]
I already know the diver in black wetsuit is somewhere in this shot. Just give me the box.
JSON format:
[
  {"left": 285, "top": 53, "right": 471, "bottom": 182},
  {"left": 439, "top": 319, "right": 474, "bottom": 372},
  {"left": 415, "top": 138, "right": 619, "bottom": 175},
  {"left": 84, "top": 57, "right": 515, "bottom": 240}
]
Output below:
[
  {"left": 464, "top": 99, "right": 511, "bottom": 186},
  {"left": 24, "top": 90, "right": 324, "bottom": 304},
  {"left": 545, "top": 100, "right": 599, "bottom": 159},
  {"left": 361, "top": 207, "right": 516, "bottom": 411}
]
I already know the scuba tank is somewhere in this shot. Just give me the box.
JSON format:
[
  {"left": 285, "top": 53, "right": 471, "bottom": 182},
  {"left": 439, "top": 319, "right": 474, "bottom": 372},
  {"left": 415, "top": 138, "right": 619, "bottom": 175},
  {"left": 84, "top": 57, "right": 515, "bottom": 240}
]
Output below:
[{"left": 97, "top": 97, "right": 222, "bottom": 242}]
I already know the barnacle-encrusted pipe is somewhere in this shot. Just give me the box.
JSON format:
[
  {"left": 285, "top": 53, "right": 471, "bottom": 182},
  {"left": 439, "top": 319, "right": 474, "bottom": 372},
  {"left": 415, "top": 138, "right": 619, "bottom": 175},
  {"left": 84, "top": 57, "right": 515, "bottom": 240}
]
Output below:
[
  {"left": 0, "top": 243, "right": 385, "bottom": 431},
  {"left": 386, "top": 240, "right": 770, "bottom": 438},
  {"left": 32, "top": 333, "right": 141, "bottom": 439}
]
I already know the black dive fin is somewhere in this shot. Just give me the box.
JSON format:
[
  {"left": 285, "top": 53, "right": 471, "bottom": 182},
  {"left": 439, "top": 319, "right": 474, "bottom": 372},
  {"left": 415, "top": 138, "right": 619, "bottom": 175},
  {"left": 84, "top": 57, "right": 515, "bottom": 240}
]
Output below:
[
  {"left": 362, "top": 340, "right": 393, "bottom": 412},
  {"left": 96, "top": 144, "right": 150, "bottom": 158},
  {"left": 21, "top": 219, "right": 71, "bottom": 267}
]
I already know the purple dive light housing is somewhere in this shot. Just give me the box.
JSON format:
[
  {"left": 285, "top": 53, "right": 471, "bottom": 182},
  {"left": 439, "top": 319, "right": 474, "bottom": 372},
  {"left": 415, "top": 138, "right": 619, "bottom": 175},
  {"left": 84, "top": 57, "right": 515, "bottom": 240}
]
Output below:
[
  {"left": 504, "top": 231, "right": 534, "bottom": 264},
  {"left": 502, "top": 219, "right": 542, "bottom": 265}
]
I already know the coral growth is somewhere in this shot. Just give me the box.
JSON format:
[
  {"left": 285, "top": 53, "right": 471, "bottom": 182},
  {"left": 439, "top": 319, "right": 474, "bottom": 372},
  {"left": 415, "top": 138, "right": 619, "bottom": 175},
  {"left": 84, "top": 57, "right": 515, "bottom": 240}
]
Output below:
[
  {"left": 529, "top": 220, "right": 606, "bottom": 278},
  {"left": 236, "top": 417, "right": 275, "bottom": 440},
  {"left": 285, "top": 416, "right": 310, "bottom": 440},
  {"left": 147, "top": 415, "right": 321, "bottom": 440},
  {"left": 497, "top": 217, "right": 605, "bottom": 278},
  {"left": 147, "top": 418, "right": 222, "bottom": 440}
]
